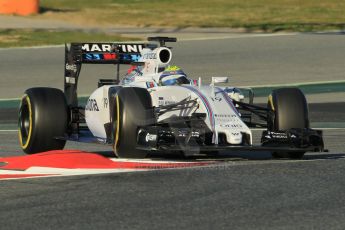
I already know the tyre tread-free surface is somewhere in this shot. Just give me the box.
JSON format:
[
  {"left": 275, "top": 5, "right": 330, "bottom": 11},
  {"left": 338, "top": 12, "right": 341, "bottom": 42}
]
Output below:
[
  {"left": 113, "top": 87, "right": 154, "bottom": 158},
  {"left": 269, "top": 87, "right": 309, "bottom": 131},
  {"left": 268, "top": 88, "right": 309, "bottom": 159},
  {"left": 18, "top": 87, "right": 68, "bottom": 154}
]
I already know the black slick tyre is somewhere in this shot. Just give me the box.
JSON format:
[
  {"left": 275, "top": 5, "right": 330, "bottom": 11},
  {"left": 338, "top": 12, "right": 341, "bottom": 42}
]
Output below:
[
  {"left": 18, "top": 87, "right": 68, "bottom": 154},
  {"left": 112, "top": 87, "right": 154, "bottom": 158},
  {"left": 267, "top": 88, "right": 309, "bottom": 159}
]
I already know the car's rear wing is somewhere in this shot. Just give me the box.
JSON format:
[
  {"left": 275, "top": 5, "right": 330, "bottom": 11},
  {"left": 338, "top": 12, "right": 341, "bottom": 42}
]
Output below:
[
  {"left": 66, "top": 42, "right": 150, "bottom": 64},
  {"left": 64, "top": 37, "right": 177, "bottom": 109},
  {"left": 64, "top": 42, "right": 153, "bottom": 107}
]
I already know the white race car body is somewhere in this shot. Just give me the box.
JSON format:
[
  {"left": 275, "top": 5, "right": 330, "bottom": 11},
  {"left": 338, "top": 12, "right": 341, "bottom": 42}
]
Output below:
[
  {"left": 58, "top": 36, "right": 324, "bottom": 157},
  {"left": 84, "top": 40, "right": 252, "bottom": 147},
  {"left": 17, "top": 37, "right": 324, "bottom": 157},
  {"left": 85, "top": 84, "right": 252, "bottom": 145}
]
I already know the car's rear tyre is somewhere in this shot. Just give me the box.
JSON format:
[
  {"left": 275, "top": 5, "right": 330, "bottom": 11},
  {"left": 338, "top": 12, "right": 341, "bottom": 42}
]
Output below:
[
  {"left": 18, "top": 87, "right": 68, "bottom": 154},
  {"left": 267, "top": 88, "right": 309, "bottom": 159},
  {"left": 112, "top": 87, "right": 155, "bottom": 158}
]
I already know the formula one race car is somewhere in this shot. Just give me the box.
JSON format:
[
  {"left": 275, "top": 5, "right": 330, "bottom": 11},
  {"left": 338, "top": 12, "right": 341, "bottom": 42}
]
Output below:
[{"left": 18, "top": 37, "right": 324, "bottom": 158}]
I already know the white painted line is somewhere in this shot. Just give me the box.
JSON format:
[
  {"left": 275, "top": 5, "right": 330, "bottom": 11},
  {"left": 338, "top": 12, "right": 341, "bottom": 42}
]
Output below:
[
  {"left": 179, "top": 33, "right": 297, "bottom": 42},
  {"left": 240, "top": 80, "right": 345, "bottom": 88},
  {"left": 316, "top": 127, "right": 345, "bottom": 130},
  {"left": 0, "top": 130, "right": 17, "bottom": 132},
  {"left": 0, "top": 33, "right": 296, "bottom": 50},
  {"left": 222, "top": 157, "right": 345, "bottom": 167},
  {"left": 0, "top": 94, "right": 89, "bottom": 102},
  {"left": 0, "top": 98, "right": 21, "bottom": 101},
  {"left": 0, "top": 45, "right": 64, "bottom": 51},
  {"left": 109, "top": 158, "right": 209, "bottom": 164},
  {"left": 25, "top": 166, "right": 148, "bottom": 174},
  {"left": 252, "top": 127, "right": 345, "bottom": 131},
  {"left": 0, "top": 167, "right": 150, "bottom": 181},
  {"left": 0, "top": 31, "right": 342, "bottom": 52}
]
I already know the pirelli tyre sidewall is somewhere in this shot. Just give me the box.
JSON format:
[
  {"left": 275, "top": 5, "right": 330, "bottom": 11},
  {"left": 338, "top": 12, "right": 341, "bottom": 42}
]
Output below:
[
  {"left": 112, "top": 87, "right": 154, "bottom": 158},
  {"left": 268, "top": 87, "right": 309, "bottom": 131},
  {"left": 18, "top": 87, "right": 68, "bottom": 154},
  {"left": 267, "top": 87, "right": 309, "bottom": 159}
]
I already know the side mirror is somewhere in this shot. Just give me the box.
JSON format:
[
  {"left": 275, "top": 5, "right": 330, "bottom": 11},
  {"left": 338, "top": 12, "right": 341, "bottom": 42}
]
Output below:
[{"left": 211, "top": 77, "right": 229, "bottom": 85}]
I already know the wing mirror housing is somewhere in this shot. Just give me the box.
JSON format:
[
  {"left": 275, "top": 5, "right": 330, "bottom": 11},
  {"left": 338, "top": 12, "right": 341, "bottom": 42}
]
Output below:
[{"left": 210, "top": 77, "right": 229, "bottom": 86}]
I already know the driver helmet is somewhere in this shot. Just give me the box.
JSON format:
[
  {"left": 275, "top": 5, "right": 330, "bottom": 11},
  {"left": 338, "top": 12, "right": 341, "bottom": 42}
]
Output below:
[{"left": 159, "top": 65, "right": 190, "bottom": 86}]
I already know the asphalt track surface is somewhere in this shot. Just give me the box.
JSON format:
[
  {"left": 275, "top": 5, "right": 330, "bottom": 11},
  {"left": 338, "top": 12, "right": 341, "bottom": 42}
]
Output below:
[{"left": 0, "top": 34, "right": 345, "bottom": 230}]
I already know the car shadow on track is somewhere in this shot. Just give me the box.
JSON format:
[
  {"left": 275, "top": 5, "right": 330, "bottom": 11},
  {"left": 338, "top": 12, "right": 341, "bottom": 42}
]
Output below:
[
  {"left": 94, "top": 150, "right": 273, "bottom": 161},
  {"left": 93, "top": 150, "right": 345, "bottom": 163},
  {"left": 303, "top": 153, "right": 345, "bottom": 160}
]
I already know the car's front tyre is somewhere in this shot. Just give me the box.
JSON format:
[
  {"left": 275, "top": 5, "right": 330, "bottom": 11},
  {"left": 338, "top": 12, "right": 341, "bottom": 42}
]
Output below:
[
  {"left": 112, "top": 87, "right": 155, "bottom": 158},
  {"left": 266, "top": 88, "right": 309, "bottom": 159}
]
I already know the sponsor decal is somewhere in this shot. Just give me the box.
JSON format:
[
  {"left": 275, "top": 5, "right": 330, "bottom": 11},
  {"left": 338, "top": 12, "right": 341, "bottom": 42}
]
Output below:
[
  {"left": 103, "top": 53, "right": 117, "bottom": 60},
  {"left": 82, "top": 53, "right": 139, "bottom": 62},
  {"left": 65, "top": 77, "right": 75, "bottom": 84},
  {"left": 142, "top": 52, "right": 157, "bottom": 60},
  {"left": 146, "top": 133, "right": 157, "bottom": 142},
  {"left": 119, "top": 44, "right": 144, "bottom": 53},
  {"left": 158, "top": 99, "right": 177, "bottom": 106},
  {"left": 211, "top": 97, "right": 222, "bottom": 102},
  {"left": 146, "top": 82, "right": 156, "bottom": 88},
  {"left": 81, "top": 43, "right": 144, "bottom": 53},
  {"left": 268, "top": 131, "right": 288, "bottom": 139},
  {"left": 82, "top": 44, "right": 112, "bottom": 52},
  {"left": 65, "top": 63, "right": 77, "bottom": 73},
  {"left": 191, "top": 131, "right": 200, "bottom": 137},
  {"left": 216, "top": 114, "right": 242, "bottom": 127},
  {"left": 85, "top": 98, "right": 99, "bottom": 111},
  {"left": 220, "top": 124, "right": 243, "bottom": 128},
  {"left": 215, "top": 114, "right": 237, "bottom": 118},
  {"left": 120, "top": 54, "right": 141, "bottom": 62},
  {"left": 84, "top": 53, "right": 102, "bottom": 60}
]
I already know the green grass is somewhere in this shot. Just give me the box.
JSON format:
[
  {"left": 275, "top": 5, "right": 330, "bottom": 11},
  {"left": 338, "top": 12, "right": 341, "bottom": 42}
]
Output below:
[
  {"left": 2, "top": 1, "right": 344, "bottom": 47},
  {"left": 0, "top": 29, "right": 141, "bottom": 48},
  {"left": 36, "top": 0, "right": 345, "bottom": 32}
]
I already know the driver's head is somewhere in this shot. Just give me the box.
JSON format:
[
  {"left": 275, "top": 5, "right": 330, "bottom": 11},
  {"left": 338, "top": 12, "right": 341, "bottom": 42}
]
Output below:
[{"left": 159, "top": 65, "right": 190, "bottom": 86}]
